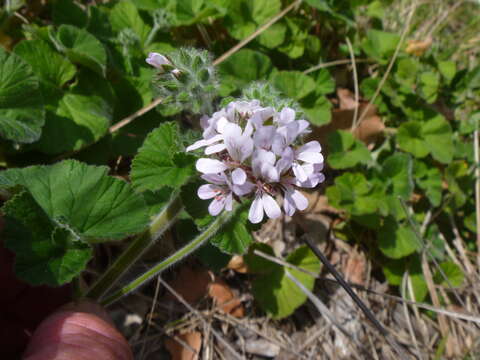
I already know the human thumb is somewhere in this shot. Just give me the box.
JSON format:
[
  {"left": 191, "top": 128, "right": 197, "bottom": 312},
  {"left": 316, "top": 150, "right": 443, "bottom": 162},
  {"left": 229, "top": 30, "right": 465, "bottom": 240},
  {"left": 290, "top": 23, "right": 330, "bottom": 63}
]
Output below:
[{"left": 23, "top": 300, "right": 133, "bottom": 360}]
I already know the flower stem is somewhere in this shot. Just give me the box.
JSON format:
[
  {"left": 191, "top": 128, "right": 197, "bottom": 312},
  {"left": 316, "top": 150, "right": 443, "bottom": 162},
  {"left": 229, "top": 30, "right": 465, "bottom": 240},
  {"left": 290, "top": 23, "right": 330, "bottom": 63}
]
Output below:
[
  {"left": 85, "top": 194, "right": 183, "bottom": 301},
  {"left": 100, "top": 209, "right": 231, "bottom": 307}
]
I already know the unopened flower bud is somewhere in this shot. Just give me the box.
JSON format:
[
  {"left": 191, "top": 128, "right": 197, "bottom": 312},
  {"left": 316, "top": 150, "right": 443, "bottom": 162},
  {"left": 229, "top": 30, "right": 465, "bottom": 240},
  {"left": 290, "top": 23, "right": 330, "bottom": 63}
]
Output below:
[{"left": 146, "top": 52, "right": 180, "bottom": 75}]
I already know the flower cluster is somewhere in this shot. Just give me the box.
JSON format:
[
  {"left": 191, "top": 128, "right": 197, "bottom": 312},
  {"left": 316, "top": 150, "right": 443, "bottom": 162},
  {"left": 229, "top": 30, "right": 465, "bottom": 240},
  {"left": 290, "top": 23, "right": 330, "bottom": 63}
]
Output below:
[{"left": 187, "top": 100, "right": 325, "bottom": 224}]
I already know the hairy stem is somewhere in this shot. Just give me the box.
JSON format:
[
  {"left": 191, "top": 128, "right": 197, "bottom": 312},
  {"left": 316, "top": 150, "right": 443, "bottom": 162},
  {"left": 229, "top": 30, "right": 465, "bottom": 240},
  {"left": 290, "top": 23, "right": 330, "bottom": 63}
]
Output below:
[
  {"left": 85, "top": 194, "right": 183, "bottom": 301},
  {"left": 100, "top": 209, "right": 232, "bottom": 307}
]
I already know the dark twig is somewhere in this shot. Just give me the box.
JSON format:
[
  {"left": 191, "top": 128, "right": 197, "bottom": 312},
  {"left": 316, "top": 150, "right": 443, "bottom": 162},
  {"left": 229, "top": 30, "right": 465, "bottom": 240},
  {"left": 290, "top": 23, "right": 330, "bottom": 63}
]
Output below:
[{"left": 301, "top": 237, "right": 413, "bottom": 360}]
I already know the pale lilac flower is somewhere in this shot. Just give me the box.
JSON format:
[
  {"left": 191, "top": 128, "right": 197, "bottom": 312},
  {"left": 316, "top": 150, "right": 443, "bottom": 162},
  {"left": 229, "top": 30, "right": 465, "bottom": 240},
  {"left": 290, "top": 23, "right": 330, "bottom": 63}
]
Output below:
[
  {"left": 252, "top": 149, "right": 279, "bottom": 183},
  {"left": 146, "top": 52, "right": 181, "bottom": 76},
  {"left": 198, "top": 173, "right": 234, "bottom": 216},
  {"left": 283, "top": 185, "right": 309, "bottom": 216},
  {"left": 271, "top": 119, "right": 310, "bottom": 155},
  {"left": 187, "top": 101, "right": 325, "bottom": 223},
  {"left": 199, "top": 173, "right": 254, "bottom": 216},
  {"left": 223, "top": 122, "right": 254, "bottom": 163},
  {"left": 248, "top": 191, "right": 282, "bottom": 224},
  {"left": 196, "top": 158, "right": 228, "bottom": 174},
  {"left": 253, "top": 125, "right": 276, "bottom": 150}
]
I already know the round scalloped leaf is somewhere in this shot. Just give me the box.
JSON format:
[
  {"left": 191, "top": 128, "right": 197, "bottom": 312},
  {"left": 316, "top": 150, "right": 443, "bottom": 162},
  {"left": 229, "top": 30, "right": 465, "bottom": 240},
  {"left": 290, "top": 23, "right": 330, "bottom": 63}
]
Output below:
[
  {"left": 54, "top": 24, "right": 107, "bottom": 76},
  {"left": 14, "top": 39, "right": 76, "bottom": 88},
  {"left": 131, "top": 122, "right": 196, "bottom": 192},
  {"left": 252, "top": 246, "right": 321, "bottom": 319},
  {"left": 0, "top": 47, "right": 45, "bottom": 143},
  {"left": 218, "top": 49, "right": 274, "bottom": 96},
  {"left": 378, "top": 217, "right": 420, "bottom": 259},
  {"left": 34, "top": 70, "right": 114, "bottom": 154},
  {"left": 209, "top": 204, "right": 255, "bottom": 255},
  {"left": 0, "top": 160, "right": 149, "bottom": 241},
  {"left": 3, "top": 191, "right": 92, "bottom": 286}
]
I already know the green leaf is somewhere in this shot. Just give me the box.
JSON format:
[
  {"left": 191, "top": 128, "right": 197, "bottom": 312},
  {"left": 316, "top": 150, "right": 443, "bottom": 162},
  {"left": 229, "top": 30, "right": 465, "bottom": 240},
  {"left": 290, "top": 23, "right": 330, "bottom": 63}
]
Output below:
[
  {"left": 419, "top": 71, "right": 440, "bottom": 103},
  {"left": 382, "top": 259, "right": 405, "bottom": 286},
  {"left": 302, "top": 96, "right": 332, "bottom": 126},
  {"left": 381, "top": 153, "right": 414, "bottom": 199},
  {"left": 258, "top": 22, "right": 286, "bottom": 48},
  {"left": 272, "top": 71, "right": 316, "bottom": 101},
  {"left": 14, "top": 39, "right": 76, "bottom": 89},
  {"left": 54, "top": 24, "right": 107, "bottom": 76},
  {"left": 277, "top": 18, "right": 309, "bottom": 59},
  {"left": 131, "top": 122, "right": 196, "bottom": 192},
  {"left": 0, "top": 160, "right": 149, "bottom": 241},
  {"left": 438, "top": 60, "right": 456, "bottom": 82},
  {"left": 397, "top": 121, "right": 429, "bottom": 158},
  {"left": 327, "top": 130, "right": 371, "bottom": 169},
  {"left": 252, "top": 246, "right": 321, "bottom": 319},
  {"left": 433, "top": 261, "right": 464, "bottom": 288},
  {"left": 110, "top": 1, "right": 151, "bottom": 44},
  {"left": 0, "top": 47, "right": 45, "bottom": 143},
  {"left": 3, "top": 191, "right": 92, "bottom": 286},
  {"left": 34, "top": 70, "right": 114, "bottom": 154},
  {"left": 326, "top": 173, "right": 378, "bottom": 216},
  {"left": 174, "top": 0, "right": 225, "bottom": 25},
  {"left": 53, "top": 0, "right": 88, "bottom": 28},
  {"left": 397, "top": 115, "right": 453, "bottom": 164},
  {"left": 210, "top": 204, "right": 255, "bottom": 254},
  {"left": 406, "top": 256, "right": 428, "bottom": 302},
  {"left": 367, "top": 0, "right": 385, "bottom": 18},
  {"left": 314, "top": 69, "right": 335, "bottom": 95},
  {"left": 225, "top": 0, "right": 281, "bottom": 40},
  {"left": 378, "top": 217, "right": 420, "bottom": 259},
  {"left": 422, "top": 115, "right": 453, "bottom": 164},
  {"left": 362, "top": 29, "right": 400, "bottom": 63},
  {"left": 415, "top": 161, "right": 443, "bottom": 206},
  {"left": 445, "top": 160, "right": 471, "bottom": 208},
  {"left": 244, "top": 243, "right": 278, "bottom": 274},
  {"left": 218, "top": 49, "right": 274, "bottom": 96}
]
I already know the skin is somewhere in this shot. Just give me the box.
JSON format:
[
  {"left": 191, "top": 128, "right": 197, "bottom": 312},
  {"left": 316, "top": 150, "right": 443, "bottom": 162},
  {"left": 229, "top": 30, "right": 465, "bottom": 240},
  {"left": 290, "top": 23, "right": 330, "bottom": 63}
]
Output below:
[{"left": 23, "top": 300, "right": 133, "bottom": 360}]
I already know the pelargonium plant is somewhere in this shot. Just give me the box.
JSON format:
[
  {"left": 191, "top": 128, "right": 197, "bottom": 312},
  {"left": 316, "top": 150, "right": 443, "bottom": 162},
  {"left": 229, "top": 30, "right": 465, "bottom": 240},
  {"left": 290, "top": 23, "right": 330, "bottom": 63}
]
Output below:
[
  {"left": 186, "top": 99, "right": 325, "bottom": 223},
  {"left": 0, "top": 48, "right": 325, "bottom": 319}
]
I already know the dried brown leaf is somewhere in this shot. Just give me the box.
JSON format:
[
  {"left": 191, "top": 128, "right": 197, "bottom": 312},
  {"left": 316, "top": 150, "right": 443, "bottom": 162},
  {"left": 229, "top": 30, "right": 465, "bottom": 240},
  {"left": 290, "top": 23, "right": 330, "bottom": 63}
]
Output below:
[
  {"left": 167, "top": 267, "right": 212, "bottom": 304},
  {"left": 165, "top": 331, "right": 202, "bottom": 360},
  {"left": 406, "top": 37, "right": 433, "bottom": 56},
  {"left": 227, "top": 255, "right": 249, "bottom": 274},
  {"left": 308, "top": 101, "right": 384, "bottom": 151},
  {"left": 208, "top": 279, "right": 244, "bottom": 318}
]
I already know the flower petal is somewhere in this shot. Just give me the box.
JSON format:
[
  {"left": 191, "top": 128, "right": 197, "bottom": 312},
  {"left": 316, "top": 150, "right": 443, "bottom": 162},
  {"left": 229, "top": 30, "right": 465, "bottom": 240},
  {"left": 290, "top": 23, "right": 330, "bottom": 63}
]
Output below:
[
  {"left": 297, "top": 151, "right": 324, "bottom": 164},
  {"left": 205, "top": 143, "right": 227, "bottom": 155},
  {"left": 198, "top": 184, "right": 219, "bottom": 199},
  {"left": 271, "top": 133, "right": 286, "bottom": 155},
  {"left": 248, "top": 195, "right": 264, "bottom": 224},
  {"left": 253, "top": 125, "right": 276, "bottom": 150},
  {"left": 146, "top": 53, "right": 171, "bottom": 69},
  {"left": 232, "top": 168, "right": 247, "bottom": 185},
  {"left": 278, "top": 107, "right": 295, "bottom": 125},
  {"left": 276, "top": 147, "right": 294, "bottom": 175},
  {"left": 196, "top": 158, "right": 228, "bottom": 174},
  {"left": 232, "top": 181, "right": 255, "bottom": 196},
  {"left": 262, "top": 194, "right": 281, "bottom": 219},
  {"left": 283, "top": 191, "right": 296, "bottom": 216},
  {"left": 201, "top": 173, "right": 227, "bottom": 185},
  {"left": 290, "top": 189, "right": 308, "bottom": 211},
  {"left": 298, "top": 141, "right": 322, "bottom": 153},
  {"left": 186, "top": 134, "right": 223, "bottom": 152},
  {"left": 292, "top": 162, "right": 308, "bottom": 182},
  {"left": 208, "top": 198, "right": 225, "bottom": 216},
  {"left": 186, "top": 139, "right": 207, "bottom": 152},
  {"left": 225, "top": 193, "right": 233, "bottom": 212}
]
